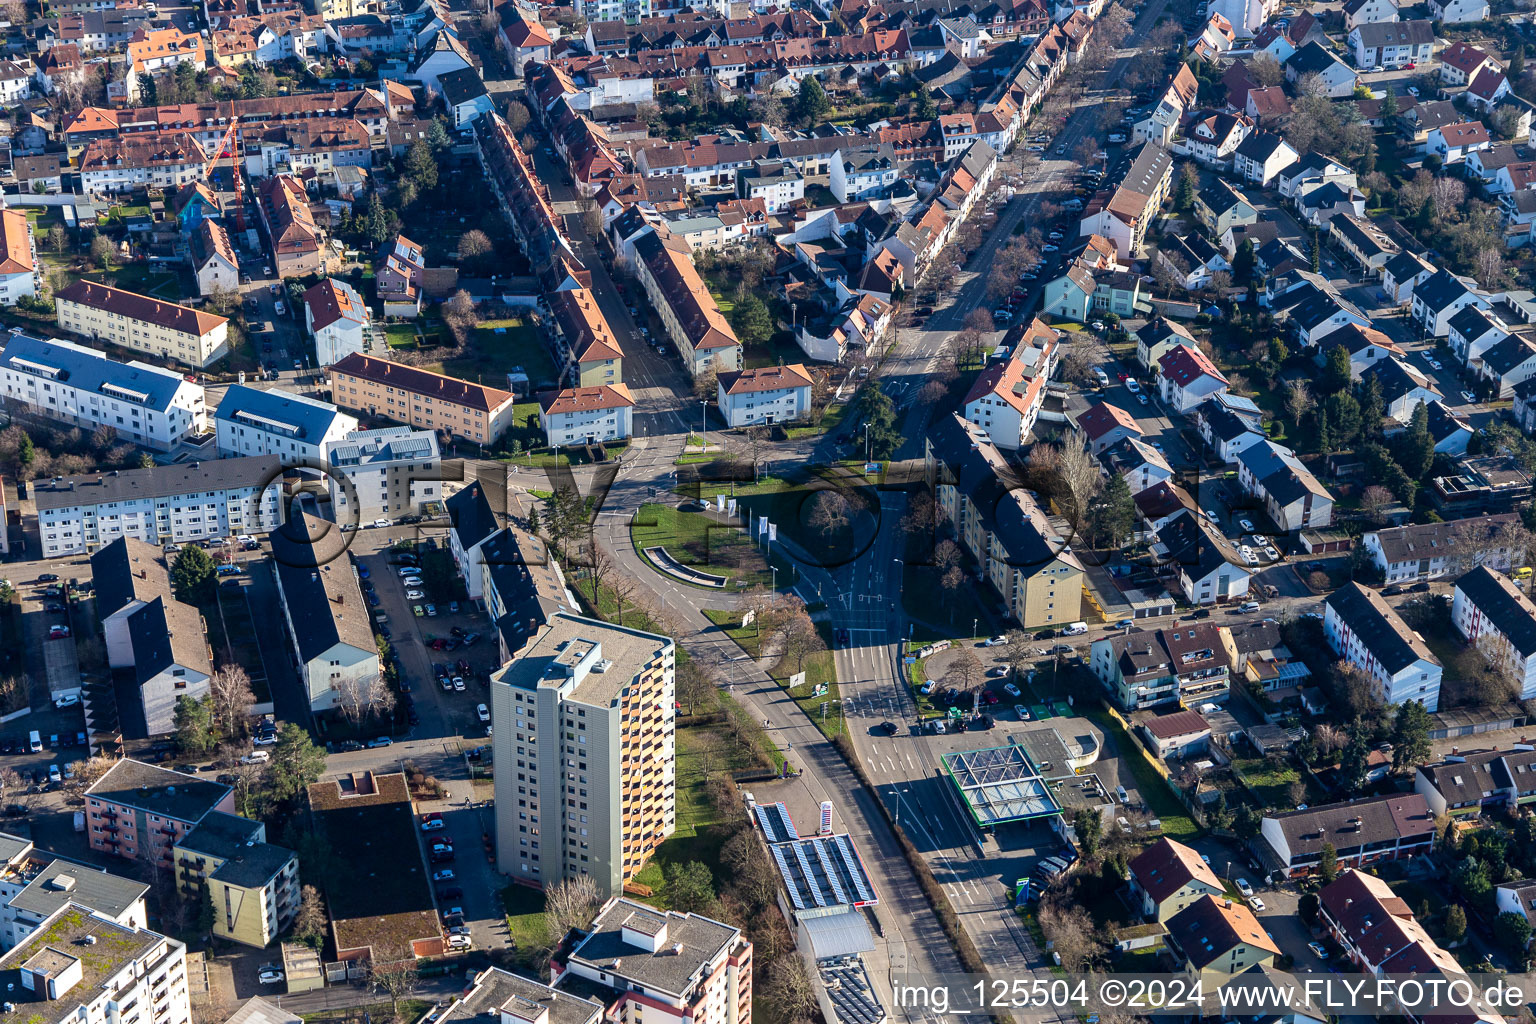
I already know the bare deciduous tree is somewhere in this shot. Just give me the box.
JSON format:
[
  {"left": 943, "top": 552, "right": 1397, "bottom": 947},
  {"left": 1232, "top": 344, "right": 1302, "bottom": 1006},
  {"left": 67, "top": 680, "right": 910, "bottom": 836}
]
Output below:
[
  {"left": 544, "top": 875, "right": 602, "bottom": 941},
  {"left": 807, "top": 490, "right": 852, "bottom": 538},
  {"left": 333, "top": 674, "right": 397, "bottom": 725},
  {"left": 1359, "top": 485, "right": 1394, "bottom": 525},
  {"left": 1038, "top": 901, "right": 1100, "bottom": 971},
  {"left": 368, "top": 944, "right": 420, "bottom": 1022},
  {"left": 1285, "top": 379, "right": 1315, "bottom": 424},
  {"left": 208, "top": 665, "right": 256, "bottom": 740}
]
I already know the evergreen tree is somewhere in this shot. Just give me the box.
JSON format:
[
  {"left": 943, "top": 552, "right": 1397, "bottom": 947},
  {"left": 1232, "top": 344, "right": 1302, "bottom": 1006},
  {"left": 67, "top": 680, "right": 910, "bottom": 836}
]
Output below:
[
  {"left": 169, "top": 546, "right": 216, "bottom": 605},
  {"left": 1088, "top": 473, "right": 1135, "bottom": 548},
  {"left": 364, "top": 192, "right": 390, "bottom": 246},
  {"left": 1322, "top": 344, "right": 1353, "bottom": 393},
  {"left": 1512, "top": 48, "right": 1526, "bottom": 79},
  {"left": 729, "top": 294, "right": 774, "bottom": 347},
  {"left": 1319, "top": 842, "right": 1338, "bottom": 883},
  {"left": 1395, "top": 402, "right": 1435, "bottom": 481},
  {"left": 914, "top": 83, "right": 937, "bottom": 121},
  {"left": 858, "top": 386, "right": 902, "bottom": 459},
  {"left": 1267, "top": 334, "right": 1288, "bottom": 366},
  {"left": 426, "top": 118, "right": 451, "bottom": 151},
  {"left": 1315, "top": 407, "right": 1331, "bottom": 452},
  {"left": 1232, "top": 238, "right": 1256, "bottom": 286},
  {"left": 795, "top": 76, "right": 831, "bottom": 125},
  {"left": 1309, "top": 227, "right": 1321, "bottom": 271},
  {"left": 268, "top": 722, "right": 326, "bottom": 801},
  {"left": 404, "top": 139, "right": 438, "bottom": 191},
  {"left": 1325, "top": 391, "right": 1362, "bottom": 446},
  {"left": 1174, "top": 169, "right": 1196, "bottom": 211},
  {"left": 1392, "top": 700, "right": 1433, "bottom": 774},
  {"left": 173, "top": 695, "right": 218, "bottom": 757},
  {"left": 1360, "top": 376, "right": 1386, "bottom": 442},
  {"left": 197, "top": 885, "right": 216, "bottom": 937},
  {"left": 1339, "top": 734, "right": 1371, "bottom": 795},
  {"left": 1379, "top": 91, "right": 1398, "bottom": 121},
  {"left": 1445, "top": 904, "right": 1468, "bottom": 945}
]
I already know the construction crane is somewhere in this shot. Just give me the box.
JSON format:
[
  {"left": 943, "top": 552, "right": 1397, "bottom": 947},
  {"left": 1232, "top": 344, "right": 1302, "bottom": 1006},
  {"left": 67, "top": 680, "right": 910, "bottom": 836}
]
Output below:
[{"left": 198, "top": 104, "right": 246, "bottom": 233}]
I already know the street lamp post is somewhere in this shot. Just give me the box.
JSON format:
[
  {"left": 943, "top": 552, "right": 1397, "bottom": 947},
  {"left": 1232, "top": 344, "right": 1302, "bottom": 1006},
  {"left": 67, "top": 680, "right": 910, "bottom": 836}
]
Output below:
[
  {"left": 863, "top": 422, "right": 871, "bottom": 462},
  {"left": 700, "top": 400, "right": 707, "bottom": 451},
  {"left": 772, "top": 566, "right": 779, "bottom": 592}
]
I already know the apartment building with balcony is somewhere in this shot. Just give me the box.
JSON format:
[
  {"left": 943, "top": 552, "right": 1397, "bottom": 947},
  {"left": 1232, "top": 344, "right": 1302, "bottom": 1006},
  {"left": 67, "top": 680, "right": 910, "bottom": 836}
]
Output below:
[
  {"left": 547, "top": 288, "right": 623, "bottom": 387},
  {"left": 1089, "top": 623, "right": 1230, "bottom": 711},
  {"left": 0, "top": 334, "right": 207, "bottom": 451},
  {"left": 1324, "top": 581, "right": 1442, "bottom": 711},
  {"left": 441, "top": 968, "right": 603, "bottom": 1024},
  {"left": 32, "top": 456, "right": 285, "bottom": 557},
  {"left": 0, "top": 902, "right": 191, "bottom": 1024},
  {"left": 552, "top": 898, "right": 752, "bottom": 1024},
  {"left": 1451, "top": 565, "right": 1536, "bottom": 700},
  {"left": 328, "top": 353, "right": 518, "bottom": 444},
  {"left": 323, "top": 427, "right": 441, "bottom": 522},
  {"left": 0, "top": 834, "right": 149, "bottom": 951},
  {"left": 924, "top": 413, "right": 1084, "bottom": 630},
  {"left": 55, "top": 280, "right": 229, "bottom": 368},
  {"left": 172, "top": 812, "right": 299, "bottom": 949},
  {"left": 83, "top": 760, "right": 235, "bottom": 867},
  {"left": 215, "top": 385, "right": 357, "bottom": 468},
  {"left": 491, "top": 613, "right": 675, "bottom": 897}
]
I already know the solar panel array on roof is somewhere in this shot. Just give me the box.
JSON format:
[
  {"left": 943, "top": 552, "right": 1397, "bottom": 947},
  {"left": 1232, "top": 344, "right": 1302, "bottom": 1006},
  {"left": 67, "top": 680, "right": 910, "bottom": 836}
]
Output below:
[
  {"left": 752, "top": 801, "right": 799, "bottom": 844},
  {"left": 753, "top": 801, "right": 879, "bottom": 913},
  {"left": 819, "top": 959, "right": 887, "bottom": 1024}
]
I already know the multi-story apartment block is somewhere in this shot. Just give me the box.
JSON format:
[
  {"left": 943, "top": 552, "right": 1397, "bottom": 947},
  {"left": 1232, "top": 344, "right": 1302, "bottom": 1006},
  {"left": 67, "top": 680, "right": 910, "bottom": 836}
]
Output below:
[
  {"left": 92, "top": 538, "right": 212, "bottom": 736},
  {"left": 961, "top": 319, "right": 1059, "bottom": 449},
  {"left": 443, "top": 968, "right": 603, "bottom": 1024},
  {"left": 1324, "top": 581, "right": 1442, "bottom": 711},
  {"left": 480, "top": 526, "right": 570, "bottom": 662},
  {"left": 0, "top": 209, "right": 37, "bottom": 306},
  {"left": 574, "top": 0, "right": 653, "bottom": 25},
  {"left": 538, "top": 385, "right": 635, "bottom": 446},
  {"left": 1362, "top": 514, "right": 1520, "bottom": 582},
  {"left": 552, "top": 898, "right": 752, "bottom": 1024},
  {"left": 33, "top": 456, "right": 285, "bottom": 557},
  {"left": 55, "top": 280, "right": 229, "bottom": 368},
  {"left": 1318, "top": 870, "right": 1463, "bottom": 987},
  {"left": 547, "top": 288, "right": 624, "bottom": 387},
  {"left": 631, "top": 227, "right": 742, "bottom": 379},
  {"left": 323, "top": 427, "right": 441, "bottom": 521},
  {"left": 84, "top": 760, "right": 235, "bottom": 866},
  {"left": 491, "top": 612, "right": 675, "bottom": 896},
  {"left": 715, "top": 364, "right": 812, "bottom": 427},
  {"left": 257, "top": 174, "right": 325, "bottom": 278},
  {"left": 303, "top": 279, "right": 369, "bottom": 367},
  {"left": 0, "top": 902, "right": 191, "bottom": 1024},
  {"left": 0, "top": 334, "right": 207, "bottom": 451},
  {"left": 925, "top": 413, "right": 1084, "bottom": 629},
  {"left": 328, "top": 353, "right": 518, "bottom": 444},
  {"left": 1089, "top": 624, "right": 1231, "bottom": 711},
  {"left": 77, "top": 131, "right": 207, "bottom": 194},
  {"left": 272, "top": 512, "right": 381, "bottom": 713},
  {"left": 0, "top": 839, "right": 149, "bottom": 952},
  {"left": 172, "top": 811, "right": 298, "bottom": 949},
  {"left": 214, "top": 384, "right": 357, "bottom": 467},
  {"left": 1451, "top": 565, "right": 1536, "bottom": 699}
]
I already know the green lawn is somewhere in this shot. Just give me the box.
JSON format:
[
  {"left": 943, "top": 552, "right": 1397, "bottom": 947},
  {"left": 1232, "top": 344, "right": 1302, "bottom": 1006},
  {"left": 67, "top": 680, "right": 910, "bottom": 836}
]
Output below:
[
  {"left": 714, "top": 465, "right": 878, "bottom": 571},
  {"left": 385, "top": 323, "right": 418, "bottom": 349},
  {"left": 501, "top": 884, "right": 554, "bottom": 970},
  {"left": 1231, "top": 756, "right": 1305, "bottom": 809},
  {"left": 674, "top": 724, "right": 756, "bottom": 838},
  {"left": 703, "top": 609, "right": 842, "bottom": 737},
  {"left": 435, "top": 318, "right": 561, "bottom": 392},
  {"left": 85, "top": 262, "right": 187, "bottom": 301},
  {"left": 632, "top": 502, "right": 794, "bottom": 589}
]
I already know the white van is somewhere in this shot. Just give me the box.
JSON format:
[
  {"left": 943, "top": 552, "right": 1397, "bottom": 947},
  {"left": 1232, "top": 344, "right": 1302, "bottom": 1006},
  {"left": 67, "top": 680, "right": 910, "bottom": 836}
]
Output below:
[
  {"left": 1063, "top": 621, "right": 1089, "bottom": 636},
  {"left": 28, "top": 730, "right": 41, "bottom": 753}
]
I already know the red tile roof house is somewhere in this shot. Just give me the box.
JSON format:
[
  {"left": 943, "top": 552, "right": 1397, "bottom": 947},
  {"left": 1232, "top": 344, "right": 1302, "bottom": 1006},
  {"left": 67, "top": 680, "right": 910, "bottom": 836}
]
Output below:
[
  {"left": 1157, "top": 344, "right": 1229, "bottom": 413},
  {"left": 1077, "top": 404, "right": 1144, "bottom": 456},
  {"left": 1127, "top": 837, "right": 1225, "bottom": 921}
]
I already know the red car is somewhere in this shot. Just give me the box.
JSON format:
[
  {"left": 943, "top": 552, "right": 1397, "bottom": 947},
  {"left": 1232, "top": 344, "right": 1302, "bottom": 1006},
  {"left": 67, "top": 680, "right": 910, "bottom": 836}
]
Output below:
[{"left": 1117, "top": 371, "right": 1130, "bottom": 382}]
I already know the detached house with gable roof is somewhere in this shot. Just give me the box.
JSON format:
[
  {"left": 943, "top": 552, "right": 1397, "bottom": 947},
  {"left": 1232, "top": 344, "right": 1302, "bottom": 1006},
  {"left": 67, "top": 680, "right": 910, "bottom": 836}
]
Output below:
[
  {"left": 1150, "top": 507, "right": 1252, "bottom": 605},
  {"left": 1428, "top": 120, "right": 1493, "bottom": 164},
  {"left": 1076, "top": 401, "right": 1144, "bottom": 453},
  {"left": 1237, "top": 440, "right": 1333, "bottom": 530},
  {"left": 1128, "top": 838, "right": 1225, "bottom": 920},
  {"left": 303, "top": 279, "right": 369, "bottom": 367},
  {"left": 1166, "top": 896, "right": 1281, "bottom": 988},
  {"left": 1157, "top": 345, "right": 1228, "bottom": 413},
  {"left": 0, "top": 209, "right": 36, "bottom": 306}
]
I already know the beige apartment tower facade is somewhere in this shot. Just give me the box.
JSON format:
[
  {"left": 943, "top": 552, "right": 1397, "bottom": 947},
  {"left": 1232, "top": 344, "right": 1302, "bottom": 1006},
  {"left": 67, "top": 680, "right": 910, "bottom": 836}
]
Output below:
[{"left": 491, "top": 612, "right": 675, "bottom": 897}]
